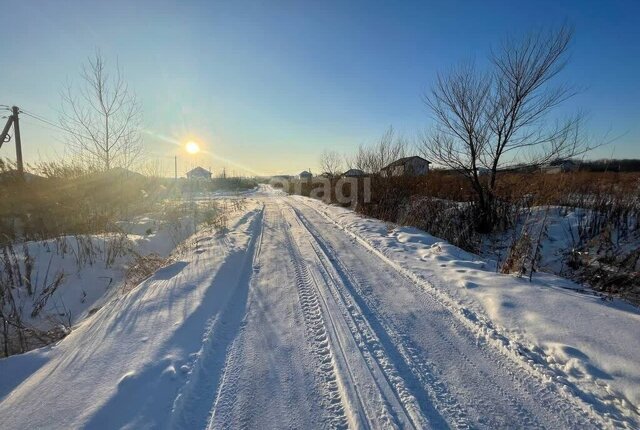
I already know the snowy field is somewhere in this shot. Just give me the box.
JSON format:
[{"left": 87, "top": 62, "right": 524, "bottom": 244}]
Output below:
[
  {"left": 0, "top": 185, "right": 638, "bottom": 429},
  {"left": 0, "top": 205, "right": 204, "bottom": 356}
]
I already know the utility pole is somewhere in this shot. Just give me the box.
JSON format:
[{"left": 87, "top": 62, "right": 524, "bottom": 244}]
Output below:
[
  {"left": 0, "top": 106, "right": 24, "bottom": 178},
  {"left": 12, "top": 107, "right": 23, "bottom": 177},
  {"left": 174, "top": 155, "right": 178, "bottom": 181}
]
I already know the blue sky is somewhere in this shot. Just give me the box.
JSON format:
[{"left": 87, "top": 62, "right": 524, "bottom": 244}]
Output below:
[{"left": 1, "top": 0, "right": 638, "bottom": 175}]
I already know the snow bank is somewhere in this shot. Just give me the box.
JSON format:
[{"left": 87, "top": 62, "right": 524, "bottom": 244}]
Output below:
[
  {"left": 296, "top": 196, "right": 640, "bottom": 425},
  {"left": 0, "top": 200, "right": 263, "bottom": 429}
]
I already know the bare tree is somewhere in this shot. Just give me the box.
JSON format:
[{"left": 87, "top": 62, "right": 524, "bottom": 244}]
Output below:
[
  {"left": 319, "top": 149, "right": 343, "bottom": 176},
  {"left": 60, "top": 52, "right": 143, "bottom": 171},
  {"left": 350, "top": 126, "right": 407, "bottom": 174},
  {"left": 349, "top": 144, "right": 369, "bottom": 172},
  {"left": 420, "top": 25, "right": 595, "bottom": 231},
  {"left": 140, "top": 159, "right": 166, "bottom": 178}
]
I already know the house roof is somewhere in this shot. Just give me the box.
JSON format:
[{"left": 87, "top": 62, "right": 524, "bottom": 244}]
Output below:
[
  {"left": 343, "top": 168, "right": 365, "bottom": 176},
  {"left": 186, "top": 166, "right": 211, "bottom": 175},
  {"left": 299, "top": 170, "right": 312, "bottom": 176},
  {"left": 381, "top": 156, "right": 430, "bottom": 170}
]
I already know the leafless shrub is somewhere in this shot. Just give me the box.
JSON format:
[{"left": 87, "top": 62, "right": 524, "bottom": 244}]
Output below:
[
  {"left": 501, "top": 232, "right": 533, "bottom": 276},
  {"left": 319, "top": 149, "right": 343, "bottom": 176},
  {"left": 200, "top": 201, "right": 229, "bottom": 233},
  {"left": 104, "top": 232, "right": 132, "bottom": 268},
  {"left": 346, "top": 126, "right": 407, "bottom": 174},
  {"left": 499, "top": 210, "right": 549, "bottom": 279},
  {"left": 211, "top": 213, "right": 229, "bottom": 232},
  {"left": 1, "top": 244, "right": 67, "bottom": 357},
  {"left": 30, "top": 272, "right": 65, "bottom": 318},
  {"left": 54, "top": 236, "right": 70, "bottom": 257},
  {"left": 561, "top": 201, "right": 640, "bottom": 302},
  {"left": 70, "top": 235, "right": 99, "bottom": 269},
  {"left": 399, "top": 197, "right": 479, "bottom": 252},
  {"left": 22, "top": 243, "right": 34, "bottom": 296},
  {"left": 230, "top": 198, "right": 247, "bottom": 213}
]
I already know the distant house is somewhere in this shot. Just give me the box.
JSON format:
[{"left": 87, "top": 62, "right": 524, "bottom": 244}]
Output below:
[
  {"left": 319, "top": 172, "right": 333, "bottom": 178},
  {"left": 299, "top": 170, "right": 313, "bottom": 180},
  {"left": 342, "top": 168, "right": 366, "bottom": 178},
  {"left": 380, "top": 156, "right": 430, "bottom": 177},
  {"left": 186, "top": 166, "right": 212, "bottom": 180},
  {"left": 542, "top": 159, "right": 578, "bottom": 174}
]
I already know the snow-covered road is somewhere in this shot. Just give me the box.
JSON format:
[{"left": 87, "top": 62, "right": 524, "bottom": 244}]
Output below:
[
  {"left": 197, "top": 194, "right": 600, "bottom": 429},
  {"left": 0, "top": 186, "right": 636, "bottom": 429}
]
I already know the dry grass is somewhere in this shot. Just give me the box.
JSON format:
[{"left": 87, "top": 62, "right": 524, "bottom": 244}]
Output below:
[
  {"left": 0, "top": 160, "right": 174, "bottom": 243},
  {"left": 123, "top": 253, "right": 169, "bottom": 294}
]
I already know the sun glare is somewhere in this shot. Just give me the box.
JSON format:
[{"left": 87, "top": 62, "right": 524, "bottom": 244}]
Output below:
[{"left": 185, "top": 141, "right": 200, "bottom": 154}]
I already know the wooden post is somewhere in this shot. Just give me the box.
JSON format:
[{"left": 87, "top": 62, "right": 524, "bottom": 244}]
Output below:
[{"left": 12, "top": 106, "right": 24, "bottom": 178}]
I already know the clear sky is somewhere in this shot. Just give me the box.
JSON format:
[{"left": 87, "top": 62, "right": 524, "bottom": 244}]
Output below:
[{"left": 1, "top": 0, "right": 638, "bottom": 176}]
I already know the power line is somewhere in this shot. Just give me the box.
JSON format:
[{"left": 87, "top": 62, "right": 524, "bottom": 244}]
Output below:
[
  {"left": 19, "top": 110, "right": 65, "bottom": 131},
  {"left": 19, "top": 116, "right": 66, "bottom": 136},
  {"left": 0, "top": 104, "right": 95, "bottom": 142},
  {"left": 18, "top": 108, "right": 93, "bottom": 140}
]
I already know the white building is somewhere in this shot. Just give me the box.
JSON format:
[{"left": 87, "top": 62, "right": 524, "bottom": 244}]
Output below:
[
  {"left": 299, "top": 170, "right": 312, "bottom": 180},
  {"left": 380, "top": 156, "right": 430, "bottom": 177},
  {"left": 186, "top": 166, "right": 212, "bottom": 180}
]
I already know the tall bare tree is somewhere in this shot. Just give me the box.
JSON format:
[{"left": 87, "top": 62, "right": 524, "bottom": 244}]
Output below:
[
  {"left": 349, "top": 126, "right": 407, "bottom": 174},
  {"left": 420, "top": 25, "right": 595, "bottom": 230},
  {"left": 60, "top": 52, "right": 143, "bottom": 171},
  {"left": 319, "top": 149, "right": 343, "bottom": 176}
]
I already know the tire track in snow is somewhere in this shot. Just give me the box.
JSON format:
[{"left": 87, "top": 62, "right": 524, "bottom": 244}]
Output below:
[
  {"left": 169, "top": 206, "right": 265, "bottom": 430},
  {"left": 288, "top": 246, "right": 352, "bottom": 428},
  {"left": 289, "top": 205, "right": 459, "bottom": 429},
  {"left": 292, "top": 196, "right": 608, "bottom": 429},
  {"left": 282, "top": 208, "right": 356, "bottom": 429},
  {"left": 206, "top": 203, "right": 266, "bottom": 428},
  {"left": 292, "top": 205, "right": 546, "bottom": 429},
  {"left": 285, "top": 206, "right": 440, "bottom": 429}
]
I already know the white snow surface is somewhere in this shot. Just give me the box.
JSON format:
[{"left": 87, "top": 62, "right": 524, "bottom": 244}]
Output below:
[
  {"left": 0, "top": 185, "right": 638, "bottom": 429},
  {"left": 2, "top": 214, "right": 195, "bottom": 338}
]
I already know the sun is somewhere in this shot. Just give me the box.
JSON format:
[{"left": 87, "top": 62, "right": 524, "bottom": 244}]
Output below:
[{"left": 185, "top": 141, "right": 200, "bottom": 154}]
